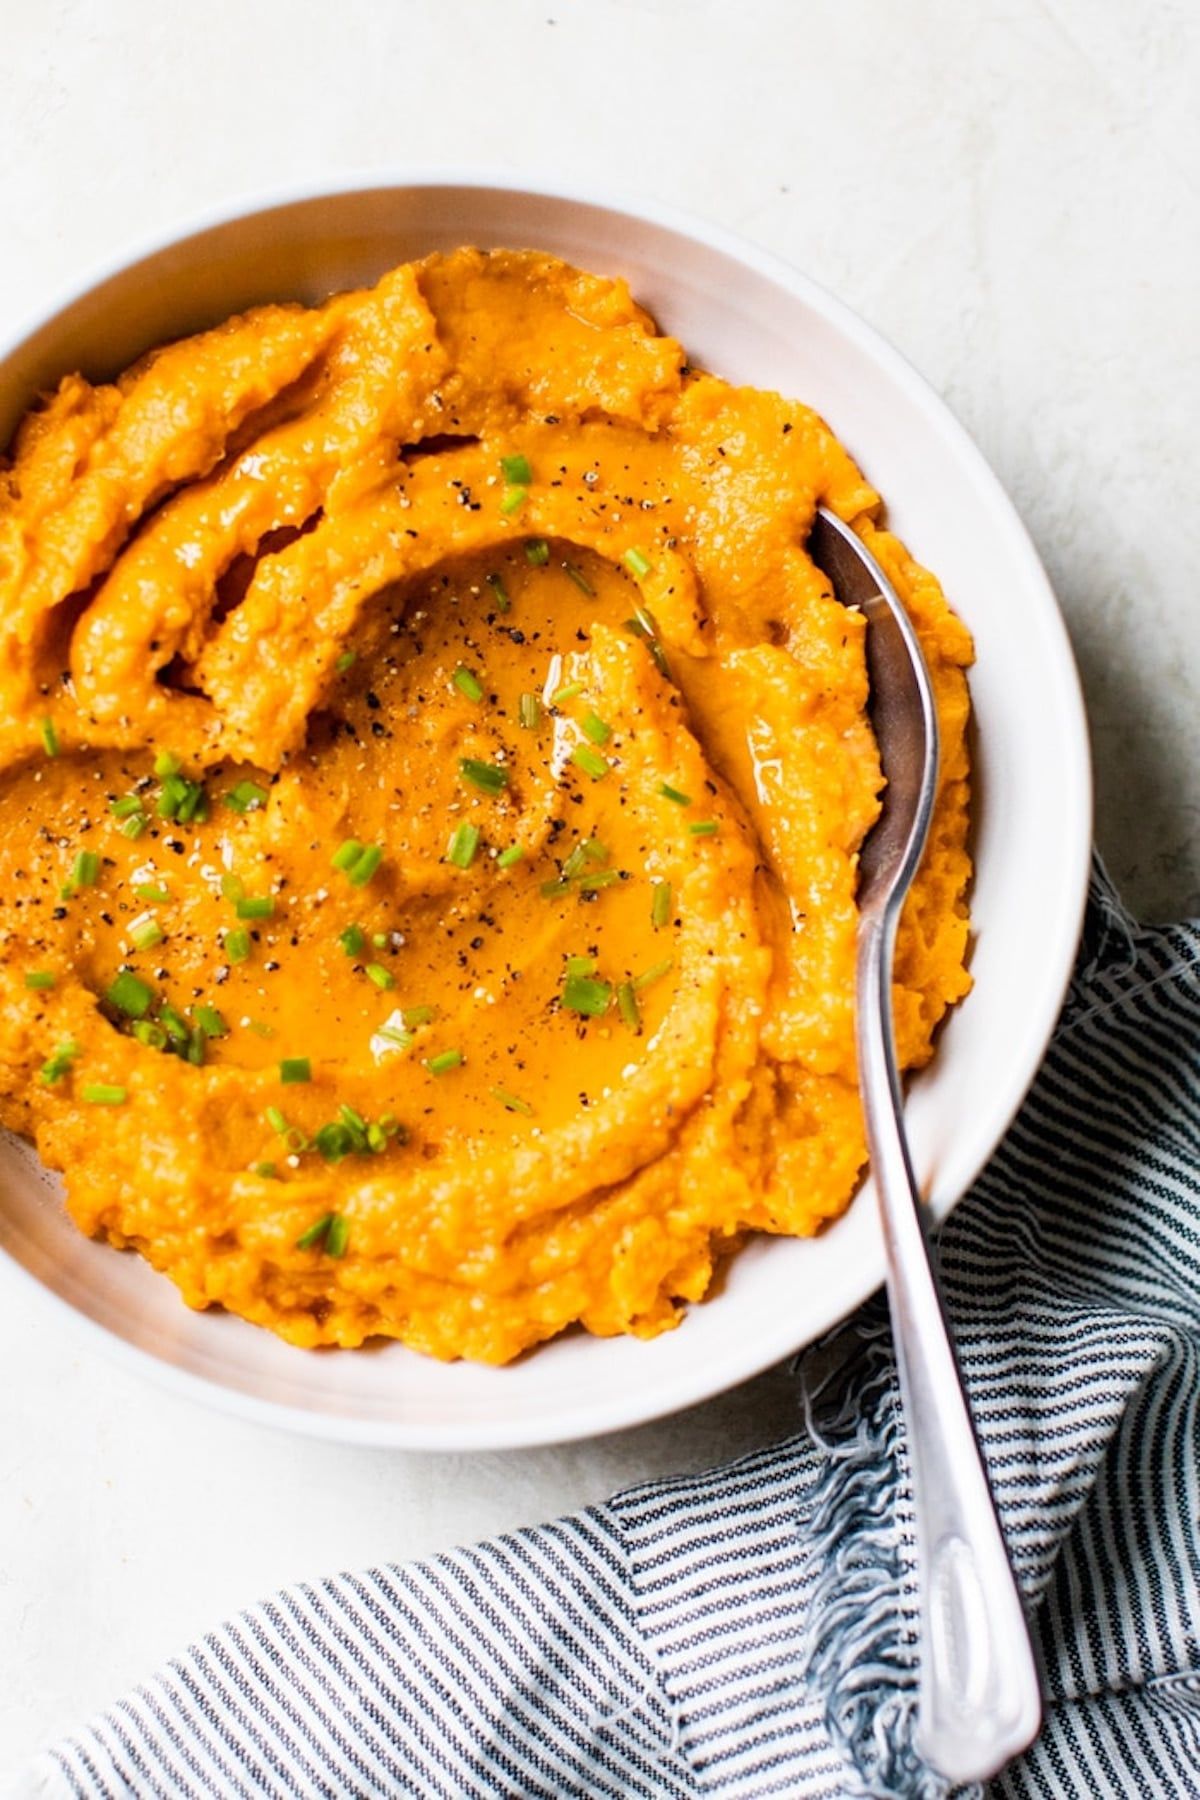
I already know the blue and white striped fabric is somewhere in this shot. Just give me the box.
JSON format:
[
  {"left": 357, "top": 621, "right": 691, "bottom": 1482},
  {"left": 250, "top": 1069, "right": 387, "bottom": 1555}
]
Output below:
[{"left": 17, "top": 864, "right": 1200, "bottom": 1799}]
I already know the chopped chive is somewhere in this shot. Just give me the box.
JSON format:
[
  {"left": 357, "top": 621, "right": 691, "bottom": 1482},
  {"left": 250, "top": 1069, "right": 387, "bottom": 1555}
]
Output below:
[
  {"left": 577, "top": 869, "right": 619, "bottom": 891},
  {"left": 581, "top": 712, "right": 611, "bottom": 746},
  {"left": 40, "top": 1039, "right": 80, "bottom": 1085},
  {"left": 236, "top": 894, "right": 274, "bottom": 920},
  {"left": 452, "top": 665, "right": 484, "bottom": 702},
  {"left": 376, "top": 1023, "right": 413, "bottom": 1053},
  {"left": 105, "top": 970, "right": 154, "bottom": 1019},
  {"left": 64, "top": 849, "right": 100, "bottom": 896},
  {"left": 562, "top": 839, "right": 608, "bottom": 879},
  {"left": 314, "top": 1122, "right": 354, "bottom": 1164},
  {"left": 347, "top": 845, "right": 383, "bottom": 888},
  {"left": 325, "top": 1214, "right": 350, "bottom": 1258},
  {"left": 159, "top": 1004, "right": 190, "bottom": 1045},
  {"left": 563, "top": 561, "right": 594, "bottom": 596},
  {"left": 562, "top": 974, "right": 612, "bottom": 1017},
  {"left": 121, "top": 814, "right": 148, "bottom": 840},
  {"left": 225, "top": 927, "right": 251, "bottom": 965},
  {"left": 424, "top": 1049, "right": 464, "bottom": 1076},
  {"left": 296, "top": 1213, "right": 334, "bottom": 1251},
  {"left": 109, "top": 794, "right": 143, "bottom": 819},
  {"left": 552, "top": 681, "right": 583, "bottom": 706},
  {"left": 633, "top": 957, "right": 674, "bottom": 991},
  {"left": 401, "top": 1005, "right": 435, "bottom": 1029},
  {"left": 366, "top": 1122, "right": 388, "bottom": 1153},
  {"left": 217, "top": 875, "right": 241, "bottom": 906},
  {"left": 500, "top": 452, "right": 532, "bottom": 485},
  {"left": 485, "top": 572, "right": 511, "bottom": 612},
  {"left": 185, "top": 1028, "right": 206, "bottom": 1066},
  {"left": 571, "top": 744, "right": 609, "bottom": 781},
  {"left": 280, "top": 1057, "right": 311, "bottom": 1084},
  {"left": 40, "top": 717, "right": 59, "bottom": 758},
  {"left": 518, "top": 692, "right": 542, "bottom": 730},
  {"left": 617, "top": 981, "right": 641, "bottom": 1032},
  {"left": 651, "top": 880, "right": 673, "bottom": 930},
  {"left": 491, "top": 1086, "right": 533, "bottom": 1116},
  {"left": 339, "top": 924, "right": 365, "bottom": 957},
  {"left": 265, "top": 1105, "right": 288, "bottom": 1134},
  {"left": 689, "top": 820, "right": 719, "bottom": 837},
  {"left": 132, "top": 1020, "right": 168, "bottom": 1050},
  {"left": 447, "top": 821, "right": 481, "bottom": 869},
  {"left": 194, "top": 1005, "right": 228, "bottom": 1038},
  {"left": 225, "top": 779, "right": 269, "bottom": 814},
  {"left": 134, "top": 883, "right": 169, "bottom": 902},
  {"left": 158, "top": 773, "right": 207, "bottom": 822},
  {"left": 338, "top": 1114, "right": 370, "bottom": 1158},
  {"left": 158, "top": 774, "right": 184, "bottom": 819},
  {"left": 154, "top": 751, "right": 182, "bottom": 778},
  {"left": 335, "top": 650, "right": 357, "bottom": 674},
  {"left": 247, "top": 1020, "right": 275, "bottom": 1040},
  {"left": 624, "top": 547, "right": 652, "bottom": 579},
  {"left": 365, "top": 962, "right": 395, "bottom": 990},
  {"left": 496, "top": 844, "right": 524, "bottom": 869},
  {"left": 659, "top": 782, "right": 692, "bottom": 806},
  {"left": 623, "top": 606, "right": 671, "bottom": 678},
  {"left": 459, "top": 757, "right": 508, "bottom": 795},
  {"left": 181, "top": 782, "right": 209, "bottom": 825},
  {"left": 566, "top": 954, "right": 597, "bottom": 977},
  {"left": 371, "top": 932, "right": 389, "bottom": 949},
  {"left": 540, "top": 878, "right": 571, "bottom": 899},
  {"left": 332, "top": 838, "right": 363, "bottom": 873},
  {"left": 499, "top": 483, "right": 528, "bottom": 515},
  {"left": 130, "top": 919, "right": 164, "bottom": 951},
  {"left": 24, "top": 970, "right": 56, "bottom": 990},
  {"left": 82, "top": 1083, "right": 127, "bottom": 1106},
  {"left": 525, "top": 539, "right": 550, "bottom": 566},
  {"left": 253, "top": 1161, "right": 279, "bottom": 1179}
]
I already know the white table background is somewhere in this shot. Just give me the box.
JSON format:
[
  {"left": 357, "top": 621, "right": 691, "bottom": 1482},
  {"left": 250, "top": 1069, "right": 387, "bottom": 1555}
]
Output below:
[{"left": 2, "top": 0, "right": 1197, "bottom": 1776}]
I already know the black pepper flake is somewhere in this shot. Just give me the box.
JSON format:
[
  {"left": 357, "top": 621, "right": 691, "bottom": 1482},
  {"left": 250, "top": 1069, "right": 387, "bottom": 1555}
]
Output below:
[{"left": 366, "top": 691, "right": 382, "bottom": 710}]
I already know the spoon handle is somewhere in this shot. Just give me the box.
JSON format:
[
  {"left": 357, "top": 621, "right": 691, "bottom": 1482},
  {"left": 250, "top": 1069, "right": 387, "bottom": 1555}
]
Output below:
[{"left": 856, "top": 910, "right": 1043, "bottom": 1785}]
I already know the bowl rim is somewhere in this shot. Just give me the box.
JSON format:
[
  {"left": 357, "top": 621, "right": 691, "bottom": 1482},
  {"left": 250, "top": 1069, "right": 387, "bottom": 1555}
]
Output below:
[{"left": 0, "top": 169, "right": 1092, "bottom": 1447}]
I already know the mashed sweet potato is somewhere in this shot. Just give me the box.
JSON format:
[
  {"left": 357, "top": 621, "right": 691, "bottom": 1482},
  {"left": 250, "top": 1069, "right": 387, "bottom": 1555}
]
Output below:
[{"left": 0, "top": 249, "right": 972, "bottom": 1362}]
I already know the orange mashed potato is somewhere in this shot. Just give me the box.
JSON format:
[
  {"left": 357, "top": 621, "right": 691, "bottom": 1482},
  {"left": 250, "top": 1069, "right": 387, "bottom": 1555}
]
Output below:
[{"left": 0, "top": 249, "right": 971, "bottom": 1363}]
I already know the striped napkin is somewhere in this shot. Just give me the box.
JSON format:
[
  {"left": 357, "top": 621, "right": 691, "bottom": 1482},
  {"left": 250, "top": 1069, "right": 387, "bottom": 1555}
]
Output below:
[{"left": 14, "top": 862, "right": 1200, "bottom": 1799}]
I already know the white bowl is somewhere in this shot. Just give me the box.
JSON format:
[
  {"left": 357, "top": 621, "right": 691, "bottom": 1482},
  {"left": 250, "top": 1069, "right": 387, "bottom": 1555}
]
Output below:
[{"left": 0, "top": 177, "right": 1091, "bottom": 1448}]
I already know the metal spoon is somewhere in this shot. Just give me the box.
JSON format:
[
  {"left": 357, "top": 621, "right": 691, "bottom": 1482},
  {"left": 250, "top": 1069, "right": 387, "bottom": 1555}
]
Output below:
[{"left": 809, "top": 507, "right": 1042, "bottom": 1784}]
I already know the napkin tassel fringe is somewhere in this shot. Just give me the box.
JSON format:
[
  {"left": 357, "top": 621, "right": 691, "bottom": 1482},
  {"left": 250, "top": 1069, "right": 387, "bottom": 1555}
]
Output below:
[{"left": 799, "top": 1308, "right": 956, "bottom": 1800}]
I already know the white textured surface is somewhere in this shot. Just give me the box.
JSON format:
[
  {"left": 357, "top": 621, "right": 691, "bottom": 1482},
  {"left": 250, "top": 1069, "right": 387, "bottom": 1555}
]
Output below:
[{"left": 1, "top": 0, "right": 1196, "bottom": 1774}]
